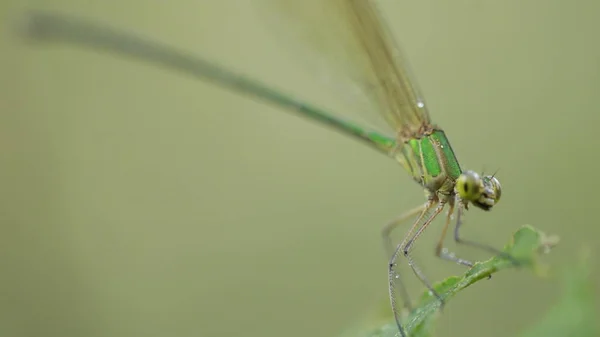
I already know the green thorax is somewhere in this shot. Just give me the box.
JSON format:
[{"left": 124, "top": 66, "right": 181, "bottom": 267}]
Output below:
[{"left": 394, "top": 129, "right": 462, "bottom": 195}]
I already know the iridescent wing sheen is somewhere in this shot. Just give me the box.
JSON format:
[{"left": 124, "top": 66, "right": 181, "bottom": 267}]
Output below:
[{"left": 255, "top": 0, "right": 432, "bottom": 138}]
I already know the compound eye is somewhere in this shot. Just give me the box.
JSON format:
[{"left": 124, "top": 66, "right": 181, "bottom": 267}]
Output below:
[
  {"left": 483, "top": 175, "right": 502, "bottom": 204},
  {"left": 456, "top": 170, "right": 483, "bottom": 202}
]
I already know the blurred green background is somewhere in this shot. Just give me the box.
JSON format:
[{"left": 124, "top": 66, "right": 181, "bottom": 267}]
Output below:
[{"left": 1, "top": 0, "right": 599, "bottom": 337}]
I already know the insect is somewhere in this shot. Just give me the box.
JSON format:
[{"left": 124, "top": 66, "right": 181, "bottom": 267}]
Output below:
[{"left": 19, "top": 1, "right": 517, "bottom": 336}]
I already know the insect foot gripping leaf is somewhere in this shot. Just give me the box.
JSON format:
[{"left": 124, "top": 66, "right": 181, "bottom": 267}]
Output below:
[{"left": 357, "top": 225, "right": 559, "bottom": 337}]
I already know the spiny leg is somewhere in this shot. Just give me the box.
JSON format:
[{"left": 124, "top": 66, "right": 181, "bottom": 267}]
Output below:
[
  {"left": 400, "top": 202, "right": 447, "bottom": 310},
  {"left": 435, "top": 203, "right": 476, "bottom": 268},
  {"left": 388, "top": 198, "right": 438, "bottom": 337},
  {"left": 452, "top": 206, "right": 521, "bottom": 265},
  {"left": 381, "top": 203, "right": 426, "bottom": 312},
  {"left": 382, "top": 204, "right": 427, "bottom": 258}
]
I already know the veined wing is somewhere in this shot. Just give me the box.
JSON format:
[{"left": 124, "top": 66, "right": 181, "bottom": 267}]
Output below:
[{"left": 255, "top": 0, "right": 432, "bottom": 140}]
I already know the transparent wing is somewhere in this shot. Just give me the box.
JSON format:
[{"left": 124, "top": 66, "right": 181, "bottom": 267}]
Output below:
[{"left": 254, "top": 0, "right": 432, "bottom": 139}]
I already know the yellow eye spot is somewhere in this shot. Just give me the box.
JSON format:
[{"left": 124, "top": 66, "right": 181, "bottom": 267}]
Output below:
[{"left": 456, "top": 170, "right": 483, "bottom": 202}]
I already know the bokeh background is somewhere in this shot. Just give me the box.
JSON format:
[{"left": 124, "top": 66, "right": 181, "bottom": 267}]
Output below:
[{"left": 1, "top": 0, "right": 599, "bottom": 337}]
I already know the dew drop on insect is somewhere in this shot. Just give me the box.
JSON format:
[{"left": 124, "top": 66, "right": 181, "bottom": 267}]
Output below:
[{"left": 417, "top": 101, "right": 425, "bottom": 108}]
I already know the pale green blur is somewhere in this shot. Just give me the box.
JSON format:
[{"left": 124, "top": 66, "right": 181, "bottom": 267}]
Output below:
[{"left": 1, "top": 1, "right": 599, "bottom": 337}]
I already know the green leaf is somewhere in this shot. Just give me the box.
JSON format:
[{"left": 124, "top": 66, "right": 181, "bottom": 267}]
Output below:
[
  {"left": 352, "top": 225, "right": 558, "bottom": 337},
  {"left": 517, "top": 249, "right": 598, "bottom": 337}
]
